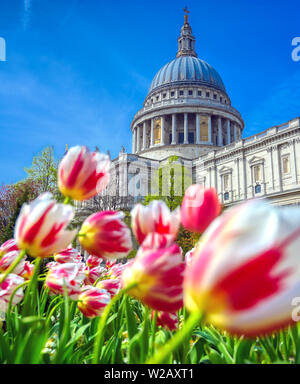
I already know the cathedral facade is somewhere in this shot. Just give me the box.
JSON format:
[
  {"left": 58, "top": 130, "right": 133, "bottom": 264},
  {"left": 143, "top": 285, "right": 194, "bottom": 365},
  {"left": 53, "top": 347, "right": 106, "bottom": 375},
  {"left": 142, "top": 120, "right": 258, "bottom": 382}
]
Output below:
[{"left": 98, "top": 13, "right": 300, "bottom": 210}]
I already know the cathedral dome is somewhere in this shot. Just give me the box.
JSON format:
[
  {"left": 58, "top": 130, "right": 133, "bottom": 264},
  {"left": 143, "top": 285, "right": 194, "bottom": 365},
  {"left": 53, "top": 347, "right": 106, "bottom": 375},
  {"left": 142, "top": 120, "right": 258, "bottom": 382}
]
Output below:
[{"left": 148, "top": 56, "right": 226, "bottom": 94}]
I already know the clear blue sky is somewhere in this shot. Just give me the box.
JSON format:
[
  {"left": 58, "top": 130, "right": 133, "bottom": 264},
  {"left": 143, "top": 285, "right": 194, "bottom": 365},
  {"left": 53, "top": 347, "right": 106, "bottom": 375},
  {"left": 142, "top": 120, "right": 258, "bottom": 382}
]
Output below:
[{"left": 0, "top": 0, "right": 299, "bottom": 184}]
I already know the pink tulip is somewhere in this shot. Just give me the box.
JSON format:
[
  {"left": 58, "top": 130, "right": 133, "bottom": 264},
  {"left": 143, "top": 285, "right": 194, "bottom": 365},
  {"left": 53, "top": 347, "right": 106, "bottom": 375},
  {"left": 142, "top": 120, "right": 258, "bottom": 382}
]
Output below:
[
  {"left": 122, "top": 234, "right": 185, "bottom": 312},
  {"left": 58, "top": 146, "right": 111, "bottom": 201},
  {"left": 20, "top": 261, "right": 34, "bottom": 280},
  {"left": 14, "top": 193, "right": 77, "bottom": 258},
  {"left": 184, "top": 199, "right": 300, "bottom": 336},
  {"left": 78, "top": 286, "right": 111, "bottom": 318},
  {"left": 97, "top": 279, "right": 121, "bottom": 297},
  {"left": 0, "top": 239, "right": 19, "bottom": 258},
  {"left": 131, "top": 201, "right": 180, "bottom": 244},
  {"left": 78, "top": 211, "right": 132, "bottom": 260},
  {"left": 0, "top": 274, "right": 25, "bottom": 313},
  {"left": 45, "top": 262, "right": 85, "bottom": 300},
  {"left": 181, "top": 185, "right": 221, "bottom": 233}
]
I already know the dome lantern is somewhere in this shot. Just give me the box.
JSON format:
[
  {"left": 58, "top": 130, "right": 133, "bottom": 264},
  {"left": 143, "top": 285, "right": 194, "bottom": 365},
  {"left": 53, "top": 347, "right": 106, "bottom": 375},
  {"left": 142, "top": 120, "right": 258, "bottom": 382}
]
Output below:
[{"left": 177, "top": 7, "right": 197, "bottom": 58}]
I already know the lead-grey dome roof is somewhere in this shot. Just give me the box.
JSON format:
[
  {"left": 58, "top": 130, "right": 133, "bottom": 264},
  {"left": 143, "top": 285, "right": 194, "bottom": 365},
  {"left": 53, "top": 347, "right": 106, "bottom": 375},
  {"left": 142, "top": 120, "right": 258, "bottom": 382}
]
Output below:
[{"left": 148, "top": 56, "right": 226, "bottom": 94}]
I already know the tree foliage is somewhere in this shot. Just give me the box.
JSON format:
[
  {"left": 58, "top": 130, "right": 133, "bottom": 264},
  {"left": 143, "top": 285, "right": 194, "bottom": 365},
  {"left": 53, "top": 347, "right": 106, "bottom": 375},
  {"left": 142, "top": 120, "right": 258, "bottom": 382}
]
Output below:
[{"left": 0, "top": 179, "right": 40, "bottom": 243}]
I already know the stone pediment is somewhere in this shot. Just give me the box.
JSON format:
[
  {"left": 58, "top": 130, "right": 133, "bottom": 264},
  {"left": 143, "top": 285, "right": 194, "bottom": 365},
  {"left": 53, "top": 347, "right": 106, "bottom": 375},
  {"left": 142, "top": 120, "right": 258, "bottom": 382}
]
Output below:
[
  {"left": 219, "top": 166, "right": 232, "bottom": 175},
  {"left": 248, "top": 155, "right": 265, "bottom": 165}
]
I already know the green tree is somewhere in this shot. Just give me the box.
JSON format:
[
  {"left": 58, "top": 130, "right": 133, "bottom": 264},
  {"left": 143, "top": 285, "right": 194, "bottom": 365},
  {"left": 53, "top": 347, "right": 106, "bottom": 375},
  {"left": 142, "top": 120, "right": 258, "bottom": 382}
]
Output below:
[
  {"left": 25, "top": 146, "right": 58, "bottom": 193},
  {"left": 144, "top": 156, "right": 198, "bottom": 254},
  {"left": 25, "top": 146, "right": 64, "bottom": 201}
]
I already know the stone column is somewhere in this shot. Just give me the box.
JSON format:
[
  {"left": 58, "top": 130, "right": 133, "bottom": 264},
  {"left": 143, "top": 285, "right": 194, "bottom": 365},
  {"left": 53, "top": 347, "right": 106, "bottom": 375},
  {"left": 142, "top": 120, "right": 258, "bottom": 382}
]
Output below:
[
  {"left": 234, "top": 124, "right": 238, "bottom": 142},
  {"left": 208, "top": 115, "right": 212, "bottom": 144},
  {"left": 196, "top": 113, "right": 200, "bottom": 144},
  {"left": 136, "top": 125, "right": 141, "bottom": 152},
  {"left": 142, "top": 121, "right": 146, "bottom": 150},
  {"left": 150, "top": 119, "right": 154, "bottom": 147},
  {"left": 184, "top": 113, "right": 189, "bottom": 144},
  {"left": 218, "top": 117, "right": 223, "bottom": 146},
  {"left": 132, "top": 127, "right": 136, "bottom": 153},
  {"left": 161, "top": 116, "right": 165, "bottom": 145},
  {"left": 227, "top": 120, "right": 231, "bottom": 145},
  {"left": 171, "top": 114, "right": 177, "bottom": 144}
]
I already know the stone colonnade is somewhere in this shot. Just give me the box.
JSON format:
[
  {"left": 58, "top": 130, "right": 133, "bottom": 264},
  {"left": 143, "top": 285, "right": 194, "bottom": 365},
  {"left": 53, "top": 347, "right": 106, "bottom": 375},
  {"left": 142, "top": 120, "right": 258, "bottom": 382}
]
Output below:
[{"left": 132, "top": 113, "right": 242, "bottom": 153}]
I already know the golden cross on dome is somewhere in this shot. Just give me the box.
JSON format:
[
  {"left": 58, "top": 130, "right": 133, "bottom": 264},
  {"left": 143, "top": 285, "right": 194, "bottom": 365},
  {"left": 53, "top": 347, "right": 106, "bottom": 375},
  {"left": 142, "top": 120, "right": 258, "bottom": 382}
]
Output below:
[{"left": 183, "top": 6, "right": 190, "bottom": 23}]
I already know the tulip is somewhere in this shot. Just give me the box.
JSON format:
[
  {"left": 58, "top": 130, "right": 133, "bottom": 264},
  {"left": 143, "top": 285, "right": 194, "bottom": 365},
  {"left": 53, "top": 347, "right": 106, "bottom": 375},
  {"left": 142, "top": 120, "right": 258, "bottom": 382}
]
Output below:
[
  {"left": 154, "top": 311, "right": 178, "bottom": 331},
  {"left": 0, "top": 239, "right": 19, "bottom": 258},
  {"left": 54, "top": 247, "right": 82, "bottom": 264},
  {"left": 14, "top": 193, "right": 77, "bottom": 258},
  {"left": 131, "top": 201, "right": 180, "bottom": 244},
  {"left": 45, "top": 262, "right": 85, "bottom": 300},
  {"left": 21, "top": 261, "right": 34, "bottom": 280},
  {"left": 106, "top": 263, "right": 125, "bottom": 279},
  {"left": 58, "top": 146, "right": 111, "bottom": 201},
  {"left": 96, "top": 279, "right": 120, "bottom": 297},
  {"left": 185, "top": 248, "right": 195, "bottom": 267},
  {"left": 0, "top": 251, "right": 26, "bottom": 276},
  {"left": 122, "top": 234, "right": 185, "bottom": 312},
  {"left": 86, "top": 255, "right": 103, "bottom": 269},
  {"left": 84, "top": 266, "right": 105, "bottom": 285},
  {"left": 181, "top": 185, "right": 221, "bottom": 233},
  {"left": 78, "top": 286, "right": 111, "bottom": 318},
  {"left": 0, "top": 274, "right": 25, "bottom": 313},
  {"left": 184, "top": 199, "right": 300, "bottom": 336},
  {"left": 78, "top": 211, "right": 132, "bottom": 260}
]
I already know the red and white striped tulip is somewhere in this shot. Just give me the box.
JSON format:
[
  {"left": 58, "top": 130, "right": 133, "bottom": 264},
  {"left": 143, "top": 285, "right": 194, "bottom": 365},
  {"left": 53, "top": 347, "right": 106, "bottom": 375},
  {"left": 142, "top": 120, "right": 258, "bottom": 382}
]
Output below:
[
  {"left": 14, "top": 193, "right": 77, "bottom": 258},
  {"left": 78, "top": 211, "right": 132, "bottom": 260},
  {"left": 20, "top": 261, "right": 34, "bottom": 280},
  {"left": 181, "top": 185, "right": 221, "bottom": 233},
  {"left": 0, "top": 239, "right": 19, "bottom": 258},
  {"left": 122, "top": 234, "right": 185, "bottom": 312},
  {"left": 0, "top": 251, "right": 26, "bottom": 276},
  {"left": 86, "top": 255, "right": 103, "bottom": 269},
  {"left": 84, "top": 266, "right": 105, "bottom": 285},
  {"left": 0, "top": 274, "right": 25, "bottom": 313},
  {"left": 131, "top": 201, "right": 180, "bottom": 244},
  {"left": 77, "top": 286, "right": 111, "bottom": 318},
  {"left": 45, "top": 262, "right": 85, "bottom": 300},
  {"left": 96, "top": 279, "right": 121, "bottom": 297},
  {"left": 54, "top": 247, "right": 82, "bottom": 264},
  {"left": 184, "top": 199, "right": 300, "bottom": 336},
  {"left": 154, "top": 311, "right": 178, "bottom": 331},
  {"left": 58, "top": 146, "right": 111, "bottom": 201}
]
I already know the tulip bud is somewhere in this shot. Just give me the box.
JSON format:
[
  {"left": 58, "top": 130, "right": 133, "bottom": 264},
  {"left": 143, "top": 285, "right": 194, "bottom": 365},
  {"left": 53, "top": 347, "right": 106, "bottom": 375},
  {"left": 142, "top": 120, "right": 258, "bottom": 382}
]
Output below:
[
  {"left": 131, "top": 201, "right": 180, "bottom": 244},
  {"left": 86, "top": 255, "right": 103, "bottom": 269},
  {"left": 0, "top": 239, "right": 19, "bottom": 258},
  {"left": 58, "top": 146, "right": 111, "bottom": 201},
  {"left": 77, "top": 286, "right": 111, "bottom": 318},
  {"left": 84, "top": 266, "right": 105, "bottom": 285},
  {"left": 181, "top": 185, "right": 221, "bottom": 233},
  {"left": 0, "top": 251, "right": 26, "bottom": 276},
  {"left": 78, "top": 211, "right": 132, "bottom": 260},
  {"left": 122, "top": 234, "right": 185, "bottom": 312},
  {"left": 153, "top": 311, "right": 178, "bottom": 331},
  {"left": 184, "top": 199, "right": 300, "bottom": 336},
  {"left": 45, "top": 262, "right": 85, "bottom": 300},
  {"left": 54, "top": 247, "right": 82, "bottom": 264},
  {"left": 14, "top": 193, "right": 77, "bottom": 258},
  {"left": 0, "top": 273, "right": 25, "bottom": 313}
]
